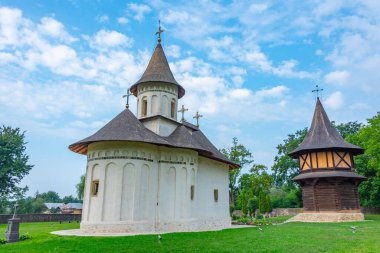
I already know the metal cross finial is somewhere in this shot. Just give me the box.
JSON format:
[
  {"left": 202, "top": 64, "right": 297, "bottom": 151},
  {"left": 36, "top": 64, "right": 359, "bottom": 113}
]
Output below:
[
  {"left": 155, "top": 20, "right": 165, "bottom": 43},
  {"left": 122, "top": 89, "right": 132, "bottom": 109},
  {"left": 312, "top": 84, "right": 324, "bottom": 99},
  {"left": 178, "top": 104, "right": 188, "bottom": 123},
  {"left": 193, "top": 111, "right": 203, "bottom": 128},
  {"left": 12, "top": 202, "right": 19, "bottom": 219}
]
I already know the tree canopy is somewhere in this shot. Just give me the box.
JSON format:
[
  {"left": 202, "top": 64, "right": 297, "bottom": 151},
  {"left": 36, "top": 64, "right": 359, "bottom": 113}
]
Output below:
[
  {"left": 76, "top": 174, "right": 85, "bottom": 200},
  {"left": 347, "top": 112, "right": 380, "bottom": 207},
  {"left": 0, "top": 126, "right": 33, "bottom": 199},
  {"left": 271, "top": 128, "right": 308, "bottom": 188},
  {"left": 220, "top": 137, "right": 253, "bottom": 208}
]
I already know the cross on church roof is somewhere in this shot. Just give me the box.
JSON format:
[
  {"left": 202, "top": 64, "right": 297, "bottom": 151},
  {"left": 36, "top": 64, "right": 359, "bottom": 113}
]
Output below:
[
  {"left": 193, "top": 111, "right": 203, "bottom": 128},
  {"left": 122, "top": 89, "right": 132, "bottom": 109},
  {"left": 312, "top": 84, "right": 324, "bottom": 99},
  {"left": 155, "top": 20, "right": 165, "bottom": 43},
  {"left": 178, "top": 105, "right": 188, "bottom": 123}
]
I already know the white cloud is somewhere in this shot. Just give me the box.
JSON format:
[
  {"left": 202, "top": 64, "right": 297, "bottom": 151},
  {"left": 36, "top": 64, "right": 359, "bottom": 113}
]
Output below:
[
  {"left": 314, "top": 0, "right": 343, "bottom": 18},
  {"left": 165, "top": 45, "right": 181, "bottom": 58},
  {"left": 231, "top": 75, "right": 244, "bottom": 86},
  {"left": 128, "top": 3, "right": 151, "bottom": 21},
  {"left": 0, "top": 79, "right": 116, "bottom": 120},
  {"left": 256, "top": 85, "right": 289, "bottom": 98},
  {"left": 38, "top": 17, "right": 76, "bottom": 42},
  {"left": 0, "top": 7, "right": 23, "bottom": 48},
  {"left": 117, "top": 17, "right": 129, "bottom": 24},
  {"left": 230, "top": 88, "right": 251, "bottom": 98},
  {"left": 97, "top": 15, "right": 109, "bottom": 23},
  {"left": 324, "top": 91, "right": 344, "bottom": 109},
  {"left": 89, "top": 29, "right": 133, "bottom": 50},
  {"left": 324, "top": 70, "right": 350, "bottom": 85}
]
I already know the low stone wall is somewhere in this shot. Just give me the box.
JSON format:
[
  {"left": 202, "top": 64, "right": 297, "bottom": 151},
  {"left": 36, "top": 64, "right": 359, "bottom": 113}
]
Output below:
[
  {"left": 0, "top": 214, "right": 81, "bottom": 224},
  {"left": 271, "top": 208, "right": 304, "bottom": 216},
  {"left": 286, "top": 212, "right": 365, "bottom": 222}
]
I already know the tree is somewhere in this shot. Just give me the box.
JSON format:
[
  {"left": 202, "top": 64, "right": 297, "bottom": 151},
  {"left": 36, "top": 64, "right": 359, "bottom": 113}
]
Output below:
[
  {"left": 332, "top": 121, "right": 364, "bottom": 139},
  {"left": 271, "top": 128, "right": 308, "bottom": 188},
  {"left": 220, "top": 138, "right": 253, "bottom": 209},
  {"left": 0, "top": 126, "right": 33, "bottom": 199},
  {"left": 31, "top": 197, "right": 46, "bottom": 213},
  {"left": 62, "top": 195, "right": 81, "bottom": 204},
  {"left": 76, "top": 174, "right": 85, "bottom": 200},
  {"left": 38, "top": 191, "right": 61, "bottom": 203},
  {"left": 347, "top": 112, "right": 380, "bottom": 207},
  {"left": 247, "top": 197, "right": 258, "bottom": 217},
  {"left": 265, "top": 195, "right": 272, "bottom": 213},
  {"left": 258, "top": 191, "right": 267, "bottom": 214}
]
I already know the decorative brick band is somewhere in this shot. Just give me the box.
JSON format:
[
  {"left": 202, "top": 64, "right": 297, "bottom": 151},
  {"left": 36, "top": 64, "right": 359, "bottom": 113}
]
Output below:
[
  {"left": 139, "top": 89, "right": 177, "bottom": 96},
  {"left": 88, "top": 156, "right": 154, "bottom": 162},
  {"left": 158, "top": 160, "right": 187, "bottom": 165}
]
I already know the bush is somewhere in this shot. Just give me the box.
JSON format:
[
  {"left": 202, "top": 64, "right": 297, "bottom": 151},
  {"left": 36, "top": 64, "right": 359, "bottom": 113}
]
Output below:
[
  {"left": 20, "top": 233, "right": 32, "bottom": 241},
  {"left": 231, "top": 215, "right": 239, "bottom": 221},
  {"left": 255, "top": 213, "right": 263, "bottom": 219},
  {"left": 237, "top": 216, "right": 251, "bottom": 224},
  {"left": 0, "top": 238, "right": 6, "bottom": 245}
]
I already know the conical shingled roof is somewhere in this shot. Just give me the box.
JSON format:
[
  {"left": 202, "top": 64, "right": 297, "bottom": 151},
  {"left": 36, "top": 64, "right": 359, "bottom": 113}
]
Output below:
[
  {"left": 130, "top": 43, "right": 185, "bottom": 98},
  {"left": 289, "top": 98, "right": 363, "bottom": 158},
  {"left": 69, "top": 109, "right": 171, "bottom": 154}
]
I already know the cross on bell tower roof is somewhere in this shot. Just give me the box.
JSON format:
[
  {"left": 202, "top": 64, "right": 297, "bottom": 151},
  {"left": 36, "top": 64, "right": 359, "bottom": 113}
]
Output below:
[
  {"left": 312, "top": 84, "right": 324, "bottom": 99},
  {"left": 155, "top": 20, "right": 165, "bottom": 43}
]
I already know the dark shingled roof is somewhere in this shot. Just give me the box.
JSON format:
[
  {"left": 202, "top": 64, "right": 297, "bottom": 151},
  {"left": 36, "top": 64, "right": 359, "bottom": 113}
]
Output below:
[
  {"left": 166, "top": 125, "right": 209, "bottom": 153},
  {"left": 69, "top": 109, "right": 170, "bottom": 154},
  {"left": 69, "top": 109, "right": 239, "bottom": 169},
  {"left": 289, "top": 98, "right": 363, "bottom": 158},
  {"left": 293, "top": 170, "right": 366, "bottom": 181},
  {"left": 130, "top": 43, "right": 185, "bottom": 98}
]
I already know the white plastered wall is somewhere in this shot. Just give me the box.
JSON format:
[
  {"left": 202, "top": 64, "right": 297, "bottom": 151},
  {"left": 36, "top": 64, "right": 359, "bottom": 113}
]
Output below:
[
  {"left": 136, "top": 82, "right": 178, "bottom": 120},
  {"left": 81, "top": 141, "right": 231, "bottom": 233}
]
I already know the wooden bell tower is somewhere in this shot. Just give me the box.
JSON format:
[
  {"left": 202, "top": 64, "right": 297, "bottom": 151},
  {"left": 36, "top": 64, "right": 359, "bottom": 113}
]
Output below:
[{"left": 288, "top": 98, "right": 366, "bottom": 220}]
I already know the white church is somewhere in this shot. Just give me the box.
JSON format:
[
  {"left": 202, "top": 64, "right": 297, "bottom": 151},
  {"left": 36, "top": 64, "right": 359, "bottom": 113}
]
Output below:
[{"left": 69, "top": 29, "right": 239, "bottom": 233}]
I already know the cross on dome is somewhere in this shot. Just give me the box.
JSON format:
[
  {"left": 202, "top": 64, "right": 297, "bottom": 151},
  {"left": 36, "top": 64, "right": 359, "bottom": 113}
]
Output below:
[
  {"left": 178, "top": 105, "right": 188, "bottom": 123},
  {"left": 122, "top": 89, "right": 132, "bottom": 109},
  {"left": 193, "top": 111, "right": 203, "bottom": 128},
  {"left": 155, "top": 20, "right": 165, "bottom": 43}
]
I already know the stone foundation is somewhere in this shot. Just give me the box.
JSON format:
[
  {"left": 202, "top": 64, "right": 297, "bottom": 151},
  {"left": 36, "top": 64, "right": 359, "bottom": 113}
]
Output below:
[
  {"left": 78, "top": 217, "right": 231, "bottom": 234},
  {"left": 286, "top": 212, "right": 365, "bottom": 222}
]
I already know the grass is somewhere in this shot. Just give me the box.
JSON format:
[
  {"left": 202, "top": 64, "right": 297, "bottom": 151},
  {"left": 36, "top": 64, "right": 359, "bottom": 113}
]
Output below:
[{"left": 0, "top": 215, "right": 379, "bottom": 252}]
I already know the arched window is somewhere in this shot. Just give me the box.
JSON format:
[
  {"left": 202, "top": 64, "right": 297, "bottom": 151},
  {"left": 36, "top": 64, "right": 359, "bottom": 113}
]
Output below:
[
  {"left": 162, "top": 95, "right": 168, "bottom": 116},
  {"left": 141, "top": 96, "right": 148, "bottom": 117},
  {"left": 171, "top": 99, "right": 176, "bottom": 118},
  {"left": 151, "top": 95, "right": 158, "bottom": 115}
]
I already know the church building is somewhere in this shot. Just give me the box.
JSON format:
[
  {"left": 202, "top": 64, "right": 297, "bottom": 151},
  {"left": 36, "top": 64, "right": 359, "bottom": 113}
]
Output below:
[
  {"left": 288, "top": 95, "right": 366, "bottom": 222},
  {"left": 69, "top": 28, "right": 239, "bottom": 233}
]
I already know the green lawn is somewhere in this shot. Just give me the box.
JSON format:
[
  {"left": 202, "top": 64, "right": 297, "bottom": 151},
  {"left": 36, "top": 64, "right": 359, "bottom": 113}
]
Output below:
[{"left": 1, "top": 215, "right": 380, "bottom": 252}]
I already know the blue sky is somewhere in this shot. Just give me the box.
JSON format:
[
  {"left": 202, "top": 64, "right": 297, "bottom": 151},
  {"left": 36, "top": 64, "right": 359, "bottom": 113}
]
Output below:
[{"left": 1, "top": 0, "right": 379, "bottom": 197}]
